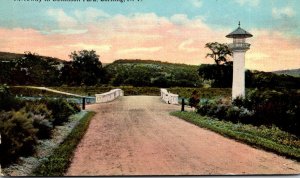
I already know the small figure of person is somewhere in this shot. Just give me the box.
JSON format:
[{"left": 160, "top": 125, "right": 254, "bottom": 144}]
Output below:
[{"left": 189, "top": 90, "right": 200, "bottom": 111}]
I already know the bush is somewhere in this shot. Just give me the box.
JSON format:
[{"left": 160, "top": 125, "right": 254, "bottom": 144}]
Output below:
[
  {"left": 232, "top": 89, "right": 300, "bottom": 135},
  {"left": 196, "top": 88, "right": 299, "bottom": 136},
  {"left": 32, "top": 112, "right": 96, "bottom": 176},
  {"left": 44, "top": 99, "right": 76, "bottom": 126},
  {"left": 68, "top": 102, "right": 81, "bottom": 113},
  {"left": 0, "top": 110, "right": 38, "bottom": 166},
  {"left": 197, "top": 98, "right": 230, "bottom": 119},
  {"left": 0, "top": 85, "right": 25, "bottom": 111},
  {"left": 225, "top": 106, "right": 254, "bottom": 123},
  {"left": 24, "top": 103, "right": 54, "bottom": 139},
  {"left": 197, "top": 89, "right": 300, "bottom": 136}
]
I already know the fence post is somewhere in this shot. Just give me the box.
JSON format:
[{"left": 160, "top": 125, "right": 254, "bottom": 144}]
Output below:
[
  {"left": 181, "top": 98, "right": 185, "bottom": 112},
  {"left": 82, "top": 97, "right": 86, "bottom": 110}
]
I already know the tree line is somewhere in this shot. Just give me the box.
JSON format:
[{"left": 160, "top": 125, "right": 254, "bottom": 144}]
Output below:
[
  {"left": 0, "top": 50, "right": 105, "bottom": 86},
  {"left": 0, "top": 47, "right": 299, "bottom": 89}
]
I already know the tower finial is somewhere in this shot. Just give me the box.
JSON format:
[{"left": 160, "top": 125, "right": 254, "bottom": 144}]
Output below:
[{"left": 238, "top": 21, "right": 241, "bottom": 27}]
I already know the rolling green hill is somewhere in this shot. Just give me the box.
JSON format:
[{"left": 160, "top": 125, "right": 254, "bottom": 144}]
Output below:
[
  {"left": 273, "top": 69, "right": 300, "bottom": 77},
  {"left": 104, "top": 59, "right": 202, "bottom": 87},
  {"left": 0, "top": 51, "right": 64, "bottom": 63}
]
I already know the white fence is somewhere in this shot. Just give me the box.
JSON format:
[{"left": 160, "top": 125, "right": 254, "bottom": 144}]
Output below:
[
  {"left": 160, "top": 89, "right": 179, "bottom": 105},
  {"left": 95, "top": 89, "right": 124, "bottom": 103}
]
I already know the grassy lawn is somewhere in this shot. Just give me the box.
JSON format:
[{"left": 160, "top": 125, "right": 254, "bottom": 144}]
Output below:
[
  {"left": 32, "top": 111, "right": 96, "bottom": 176},
  {"left": 52, "top": 86, "right": 162, "bottom": 96},
  {"left": 168, "top": 87, "right": 231, "bottom": 99},
  {"left": 10, "top": 86, "right": 234, "bottom": 99},
  {"left": 10, "top": 86, "right": 162, "bottom": 97},
  {"left": 171, "top": 111, "right": 300, "bottom": 162}
]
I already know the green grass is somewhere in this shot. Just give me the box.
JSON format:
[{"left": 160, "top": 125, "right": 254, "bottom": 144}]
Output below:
[
  {"left": 51, "top": 86, "right": 161, "bottom": 96},
  {"left": 168, "top": 87, "right": 232, "bottom": 99},
  {"left": 171, "top": 111, "right": 300, "bottom": 162},
  {"left": 10, "top": 86, "right": 162, "bottom": 97},
  {"left": 10, "top": 86, "right": 234, "bottom": 99},
  {"left": 32, "top": 111, "right": 96, "bottom": 176}
]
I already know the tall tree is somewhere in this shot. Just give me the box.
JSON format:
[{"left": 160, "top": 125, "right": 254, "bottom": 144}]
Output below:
[
  {"left": 205, "top": 42, "right": 232, "bottom": 65},
  {"left": 65, "top": 50, "right": 104, "bottom": 86},
  {"left": 198, "top": 42, "right": 233, "bottom": 88},
  {"left": 13, "top": 52, "right": 60, "bottom": 86}
]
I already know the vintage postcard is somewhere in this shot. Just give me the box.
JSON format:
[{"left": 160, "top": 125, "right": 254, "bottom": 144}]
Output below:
[{"left": 0, "top": 0, "right": 300, "bottom": 176}]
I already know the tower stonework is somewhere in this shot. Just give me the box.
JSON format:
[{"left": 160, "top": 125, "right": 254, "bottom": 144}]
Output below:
[{"left": 226, "top": 23, "right": 253, "bottom": 100}]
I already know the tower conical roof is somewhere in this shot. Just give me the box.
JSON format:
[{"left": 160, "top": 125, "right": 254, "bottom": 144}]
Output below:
[{"left": 226, "top": 26, "right": 253, "bottom": 38}]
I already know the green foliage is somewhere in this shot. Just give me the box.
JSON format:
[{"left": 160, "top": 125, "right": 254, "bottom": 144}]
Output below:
[
  {"left": 274, "top": 69, "right": 300, "bottom": 77},
  {"left": 233, "top": 89, "right": 300, "bottom": 135},
  {"left": 246, "top": 70, "right": 300, "bottom": 89},
  {"left": 11, "top": 52, "right": 61, "bottom": 86},
  {"left": 172, "top": 111, "right": 300, "bottom": 161},
  {"left": 0, "top": 86, "right": 83, "bottom": 167},
  {"left": 198, "top": 63, "right": 233, "bottom": 88},
  {"left": 0, "top": 85, "right": 25, "bottom": 111},
  {"left": 44, "top": 99, "right": 76, "bottom": 126},
  {"left": 24, "top": 103, "right": 53, "bottom": 139},
  {"left": 49, "top": 86, "right": 161, "bottom": 96},
  {"left": 169, "top": 87, "right": 232, "bottom": 99},
  {"left": 196, "top": 89, "right": 300, "bottom": 136},
  {"left": 68, "top": 102, "right": 81, "bottom": 113},
  {"left": 0, "top": 110, "right": 38, "bottom": 166},
  {"left": 32, "top": 112, "right": 95, "bottom": 176},
  {"left": 0, "top": 61, "right": 15, "bottom": 84},
  {"left": 205, "top": 42, "right": 232, "bottom": 65},
  {"left": 105, "top": 60, "right": 202, "bottom": 87},
  {"left": 61, "top": 50, "right": 105, "bottom": 86}
]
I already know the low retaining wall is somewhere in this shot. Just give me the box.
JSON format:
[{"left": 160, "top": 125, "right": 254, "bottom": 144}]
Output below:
[
  {"left": 160, "top": 89, "right": 179, "bottom": 105},
  {"left": 95, "top": 89, "right": 124, "bottom": 103}
]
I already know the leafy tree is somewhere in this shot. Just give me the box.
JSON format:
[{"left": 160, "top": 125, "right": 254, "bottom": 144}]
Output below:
[
  {"left": 62, "top": 50, "right": 105, "bottom": 86},
  {"left": 205, "top": 42, "right": 232, "bottom": 65},
  {"left": 198, "top": 42, "right": 233, "bottom": 88},
  {"left": 124, "top": 65, "right": 152, "bottom": 87},
  {"left": 0, "top": 61, "right": 15, "bottom": 85},
  {"left": 12, "top": 52, "right": 61, "bottom": 86},
  {"left": 105, "top": 60, "right": 203, "bottom": 87},
  {"left": 198, "top": 63, "right": 233, "bottom": 88}
]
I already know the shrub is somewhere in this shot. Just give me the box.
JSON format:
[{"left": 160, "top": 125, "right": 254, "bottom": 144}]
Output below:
[
  {"left": 225, "top": 106, "right": 254, "bottom": 123},
  {"left": 0, "top": 110, "right": 38, "bottom": 166},
  {"left": 45, "top": 99, "right": 76, "bottom": 126},
  {"left": 197, "top": 102, "right": 211, "bottom": 116},
  {"left": 68, "top": 102, "right": 81, "bottom": 113},
  {"left": 0, "top": 85, "right": 25, "bottom": 111},
  {"left": 232, "top": 89, "right": 300, "bottom": 135},
  {"left": 32, "top": 112, "right": 95, "bottom": 176},
  {"left": 24, "top": 103, "right": 54, "bottom": 139}
]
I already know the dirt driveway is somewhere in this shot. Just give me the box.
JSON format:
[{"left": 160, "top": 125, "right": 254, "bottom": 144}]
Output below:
[{"left": 66, "top": 96, "right": 300, "bottom": 176}]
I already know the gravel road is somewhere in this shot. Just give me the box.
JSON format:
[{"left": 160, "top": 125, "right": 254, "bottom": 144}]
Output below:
[{"left": 66, "top": 96, "right": 300, "bottom": 176}]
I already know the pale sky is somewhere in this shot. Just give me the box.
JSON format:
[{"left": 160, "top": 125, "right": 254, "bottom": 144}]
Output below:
[{"left": 0, "top": 0, "right": 300, "bottom": 71}]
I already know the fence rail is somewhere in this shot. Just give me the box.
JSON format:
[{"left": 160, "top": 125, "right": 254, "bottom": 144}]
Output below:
[
  {"left": 160, "top": 89, "right": 179, "bottom": 105},
  {"left": 95, "top": 89, "right": 124, "bottom": 103}
]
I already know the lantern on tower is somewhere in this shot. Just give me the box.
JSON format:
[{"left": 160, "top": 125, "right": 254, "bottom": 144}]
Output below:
[{"left": 226, "top": 22, "right": 253, "bottom": 100}]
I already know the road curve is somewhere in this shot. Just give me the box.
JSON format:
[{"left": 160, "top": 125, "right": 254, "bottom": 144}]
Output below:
[{"left": 66, "top": 96, "right": 300, "bottom": 176}]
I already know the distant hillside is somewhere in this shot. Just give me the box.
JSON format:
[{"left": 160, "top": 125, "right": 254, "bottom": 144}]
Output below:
[
  {"left": 273, "top": 69, "right": 300, "bottom": 77},
  {"left": 0, "top": 51, "right": 64, "bottom": 63},
  {"left": 113, "top": 59, "right": 197, "bottom": 67},
  {"left": 107, "top": 59, "right": 199, "bottom": 71},
  {"left": 104, "top": 59, "right": 202, "bottom": 87}
]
